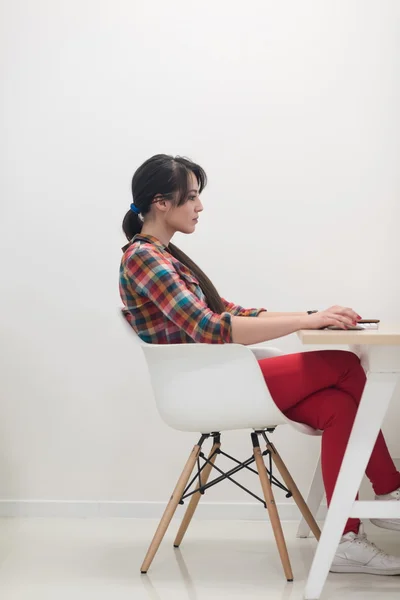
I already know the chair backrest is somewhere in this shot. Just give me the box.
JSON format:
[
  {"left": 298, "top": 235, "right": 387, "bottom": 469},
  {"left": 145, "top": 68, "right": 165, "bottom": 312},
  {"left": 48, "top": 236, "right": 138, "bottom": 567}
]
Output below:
[{"left": 119, "top": 310, "right": 290, "bottom": 432}]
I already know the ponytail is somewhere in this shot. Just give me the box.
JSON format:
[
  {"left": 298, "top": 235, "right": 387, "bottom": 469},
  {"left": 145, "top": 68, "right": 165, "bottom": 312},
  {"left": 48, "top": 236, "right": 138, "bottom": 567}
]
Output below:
[{"left": 121, "top": 210, "right": 142, "bottom": 252}]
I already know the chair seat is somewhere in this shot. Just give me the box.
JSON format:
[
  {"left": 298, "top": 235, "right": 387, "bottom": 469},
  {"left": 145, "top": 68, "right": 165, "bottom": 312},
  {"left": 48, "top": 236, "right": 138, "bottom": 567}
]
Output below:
[{"left": 142, "top": 342, "right": 321, "bottom": 435}]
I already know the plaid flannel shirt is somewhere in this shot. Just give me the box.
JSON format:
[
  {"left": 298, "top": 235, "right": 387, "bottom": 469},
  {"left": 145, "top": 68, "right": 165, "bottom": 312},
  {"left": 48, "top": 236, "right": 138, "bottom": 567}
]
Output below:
[{"left": 119, "top": 234, "right": 266, "bottom": 344}]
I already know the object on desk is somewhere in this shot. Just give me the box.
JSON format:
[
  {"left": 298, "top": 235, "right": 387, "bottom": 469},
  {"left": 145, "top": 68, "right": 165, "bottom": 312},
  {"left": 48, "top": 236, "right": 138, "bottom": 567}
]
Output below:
[{"left": 326, "top": 319, "right": 380, "bottom": 331}]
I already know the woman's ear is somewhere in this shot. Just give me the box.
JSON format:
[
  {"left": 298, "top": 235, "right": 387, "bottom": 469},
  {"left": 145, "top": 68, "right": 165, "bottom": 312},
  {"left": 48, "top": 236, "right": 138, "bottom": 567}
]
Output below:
[{"left": 153, "top": 198, "right": 171, "bottom": 213}]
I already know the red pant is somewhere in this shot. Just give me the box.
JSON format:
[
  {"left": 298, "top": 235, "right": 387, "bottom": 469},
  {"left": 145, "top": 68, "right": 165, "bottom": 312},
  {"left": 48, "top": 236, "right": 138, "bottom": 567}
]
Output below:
[{"left": 258, "top": 350, "right": 400, "bottom": 535}]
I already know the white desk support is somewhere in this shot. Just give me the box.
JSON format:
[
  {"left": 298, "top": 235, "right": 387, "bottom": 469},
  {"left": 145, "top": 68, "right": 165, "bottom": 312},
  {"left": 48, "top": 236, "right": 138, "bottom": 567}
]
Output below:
[{"left": 297, "top": 325, "right": 400, "bottom": 600}]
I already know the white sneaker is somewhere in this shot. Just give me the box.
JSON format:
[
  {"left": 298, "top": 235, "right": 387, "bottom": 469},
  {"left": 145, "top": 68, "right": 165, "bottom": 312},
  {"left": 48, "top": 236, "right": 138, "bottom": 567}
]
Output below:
[
  {"left": 370, "top": 488, "right": 400, "bottom": 531},
  {"left": 330, "top": 523, "right": 400, "bottom": 575}
]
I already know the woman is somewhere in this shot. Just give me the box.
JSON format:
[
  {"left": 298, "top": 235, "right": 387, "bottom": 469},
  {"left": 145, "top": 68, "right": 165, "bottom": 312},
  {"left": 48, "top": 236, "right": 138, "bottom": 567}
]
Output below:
[{"left": 120, "top": 154, "right": 400, "bottom": 575}]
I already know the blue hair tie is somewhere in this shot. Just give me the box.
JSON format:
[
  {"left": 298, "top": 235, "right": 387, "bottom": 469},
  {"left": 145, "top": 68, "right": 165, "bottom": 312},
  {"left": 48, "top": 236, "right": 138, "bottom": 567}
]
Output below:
[{"left": 130, "top": 203, "right": 140, "bottom": 215}]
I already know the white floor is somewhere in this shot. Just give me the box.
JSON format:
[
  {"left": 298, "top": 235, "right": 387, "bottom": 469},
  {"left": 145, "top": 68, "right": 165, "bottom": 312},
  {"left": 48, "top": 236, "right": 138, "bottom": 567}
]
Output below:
[{"left": 0, "top": 518, "right": 399, "bottom": 600}]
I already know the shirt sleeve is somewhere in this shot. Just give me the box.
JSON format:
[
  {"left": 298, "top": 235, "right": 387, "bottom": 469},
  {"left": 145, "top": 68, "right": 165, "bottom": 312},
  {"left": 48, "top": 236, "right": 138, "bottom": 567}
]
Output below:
[
  {"left": 221, "top": 298, "right": 267, "bottom": 318},
  {"left": 123, "top": 247, "right": 233, "bottom": 344}
]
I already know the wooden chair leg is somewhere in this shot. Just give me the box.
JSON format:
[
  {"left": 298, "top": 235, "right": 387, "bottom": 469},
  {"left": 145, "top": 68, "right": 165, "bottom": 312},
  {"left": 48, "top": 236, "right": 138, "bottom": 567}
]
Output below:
[
  {"left": 297, "top": 454, "right": 325, "bottom": 539},
  {"left": 265, "top": 441, "right": 321, "bottom": 541},
  {"left": 174, "top": 440, "right": 221, "bottom": 548},
  {"left": 140, "top": 441, "right": 203, "bottom": 574},
  {"left": 252, "top": 433, "right": 294, "bottom": 582}
]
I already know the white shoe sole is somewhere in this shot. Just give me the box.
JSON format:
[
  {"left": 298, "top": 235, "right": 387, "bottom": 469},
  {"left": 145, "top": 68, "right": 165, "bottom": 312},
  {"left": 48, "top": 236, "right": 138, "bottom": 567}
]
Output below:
[
  {"left": 330, "top": 564, "right": 400, "bottom": 575},
  {"left": 370, "top": 518, "right": 400, "bottom": 532}
]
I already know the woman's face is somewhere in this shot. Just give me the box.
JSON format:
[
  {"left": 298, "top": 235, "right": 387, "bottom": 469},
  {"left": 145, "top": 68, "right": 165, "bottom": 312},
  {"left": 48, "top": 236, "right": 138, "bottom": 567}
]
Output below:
[{"left": 164, "top": 171, "right": 204, "bottom": 235}]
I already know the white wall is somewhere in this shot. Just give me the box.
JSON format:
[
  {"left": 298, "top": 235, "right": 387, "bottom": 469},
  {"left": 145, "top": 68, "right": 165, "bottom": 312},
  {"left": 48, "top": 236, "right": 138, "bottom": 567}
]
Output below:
[{"left": 0, "top": 0, "right": 399, "bottom": 516}]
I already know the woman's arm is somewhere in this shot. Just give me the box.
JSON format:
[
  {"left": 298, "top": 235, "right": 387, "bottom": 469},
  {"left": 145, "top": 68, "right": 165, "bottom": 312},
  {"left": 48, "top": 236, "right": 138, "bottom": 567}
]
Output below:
[
  {"left": 231, "top": 315, "right": 306, "bottom": 345},
  {"left": 232, "top": 306, "right": 361, "bottom": 345},
  {"left": 258, "top": 311, "right": 308, "bottom": 318},
  {"left": 221, "top": 297, "right": 266, "bottom": 317},
  {"left": 221, "top": 298, "right": 307, "bottom": 320}
]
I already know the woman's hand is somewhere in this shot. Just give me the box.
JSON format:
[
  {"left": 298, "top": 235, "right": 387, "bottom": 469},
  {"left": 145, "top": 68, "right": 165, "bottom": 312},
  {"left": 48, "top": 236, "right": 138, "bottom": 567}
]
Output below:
[{"left": 301, "top": 306, "right": 362, "bottom": 330}]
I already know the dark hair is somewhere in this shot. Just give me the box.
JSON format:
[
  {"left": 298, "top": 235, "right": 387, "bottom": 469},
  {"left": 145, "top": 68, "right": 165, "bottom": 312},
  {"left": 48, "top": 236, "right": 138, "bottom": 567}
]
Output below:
[{"left": 122, "top": 154, "right": 225, "bottom": 314}]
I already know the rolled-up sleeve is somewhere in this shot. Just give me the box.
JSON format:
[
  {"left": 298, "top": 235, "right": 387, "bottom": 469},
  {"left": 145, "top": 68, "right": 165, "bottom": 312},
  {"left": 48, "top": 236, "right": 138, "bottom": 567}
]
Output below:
[
  {"left": 222, "top": 298, "right": 267, "bottom": 318},
  {"left": 123, "top": 248, "right": 233, "bottom": 344}
]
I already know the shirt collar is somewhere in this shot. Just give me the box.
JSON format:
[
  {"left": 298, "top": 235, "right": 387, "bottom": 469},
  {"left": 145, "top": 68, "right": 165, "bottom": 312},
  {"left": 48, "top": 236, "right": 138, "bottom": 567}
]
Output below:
[{"left": 132, "top": 233, "right": 168, "bottom": 252}]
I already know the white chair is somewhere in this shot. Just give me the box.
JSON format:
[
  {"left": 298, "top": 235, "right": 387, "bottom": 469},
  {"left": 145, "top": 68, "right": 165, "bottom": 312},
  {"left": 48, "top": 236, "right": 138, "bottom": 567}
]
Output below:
[{"left": 120, "top": 314, "right": 322, "bottom": 582}]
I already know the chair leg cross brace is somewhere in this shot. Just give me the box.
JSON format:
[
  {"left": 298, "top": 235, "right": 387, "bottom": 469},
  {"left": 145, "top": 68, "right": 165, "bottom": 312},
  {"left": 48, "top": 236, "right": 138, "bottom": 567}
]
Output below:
[
  {"left": 140, "top": 430, "right": 320, "bottom": 583},
  {"left": 180, "top": 448, "right": 291, "bottom": 507}
]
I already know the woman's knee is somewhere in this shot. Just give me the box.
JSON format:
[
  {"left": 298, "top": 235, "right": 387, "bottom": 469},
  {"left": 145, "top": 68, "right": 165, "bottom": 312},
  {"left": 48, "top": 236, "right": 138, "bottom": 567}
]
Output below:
[
  {"left": 324, "top": 350, "right": 366, "bottom": 384},
  {"left": 342, "top": 350, "right": 367, "bottom": 385},
  {"left": 323, "top": 349, "right": 360, "bottom": 366}
]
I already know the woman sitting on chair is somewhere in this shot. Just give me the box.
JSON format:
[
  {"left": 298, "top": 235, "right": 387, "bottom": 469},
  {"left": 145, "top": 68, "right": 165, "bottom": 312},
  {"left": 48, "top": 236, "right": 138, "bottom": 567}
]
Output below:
[{"left": 119, "top": 154, "right": 400, "bottom": 575}]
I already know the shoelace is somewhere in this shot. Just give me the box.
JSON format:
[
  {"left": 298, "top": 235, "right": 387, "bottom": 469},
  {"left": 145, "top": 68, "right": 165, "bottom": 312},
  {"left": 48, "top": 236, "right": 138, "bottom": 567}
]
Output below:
[{"left": 354, "top": 533, "right": 387, "bottom": 557}]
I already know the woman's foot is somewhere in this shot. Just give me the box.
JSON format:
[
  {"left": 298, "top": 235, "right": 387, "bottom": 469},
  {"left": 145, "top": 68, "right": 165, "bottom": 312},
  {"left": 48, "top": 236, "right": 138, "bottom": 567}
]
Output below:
[
  {"left": 330, "top": 523, "right": 400, "bottom": 575},
  {"left": 370, "top": 487, "right": 400, "bottom": 531}
]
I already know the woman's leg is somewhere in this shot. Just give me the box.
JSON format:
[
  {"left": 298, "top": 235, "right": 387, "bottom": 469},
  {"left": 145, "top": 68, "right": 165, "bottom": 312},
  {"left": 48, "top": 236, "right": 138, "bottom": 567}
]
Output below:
[
  {"left": 258, "top": 350, "right": 400, "bottom": 534},
  {"left": 287, "top": 388, "right": 361, "bottom": 534}
]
